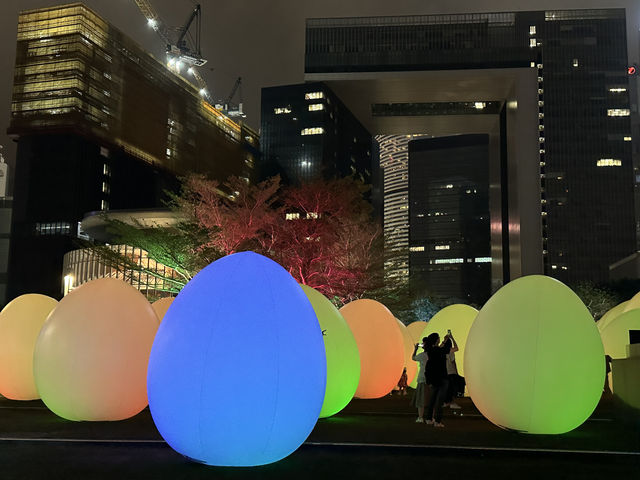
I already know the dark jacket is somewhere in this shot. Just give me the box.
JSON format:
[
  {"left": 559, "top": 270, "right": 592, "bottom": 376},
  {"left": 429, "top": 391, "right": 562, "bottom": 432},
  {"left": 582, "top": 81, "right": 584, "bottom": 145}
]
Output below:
[{"left": 425, "top": 339, "right": 452, "bottom": 386}]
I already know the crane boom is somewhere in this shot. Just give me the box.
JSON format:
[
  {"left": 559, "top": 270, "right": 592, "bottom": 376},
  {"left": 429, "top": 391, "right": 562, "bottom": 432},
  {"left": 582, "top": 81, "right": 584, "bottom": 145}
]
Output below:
[{"left": 133, "top": 0, "right": 173, "bottom": 48}]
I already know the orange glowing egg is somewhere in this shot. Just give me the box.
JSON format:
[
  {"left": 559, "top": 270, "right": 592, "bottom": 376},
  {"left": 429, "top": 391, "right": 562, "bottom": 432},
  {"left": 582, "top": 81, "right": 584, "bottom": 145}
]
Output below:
[
  {"left": 339, "top": 299, "right": 404, "bottom": 399},
  {"left": 152, "top": 297, "right": 174, "bottom": 322}
]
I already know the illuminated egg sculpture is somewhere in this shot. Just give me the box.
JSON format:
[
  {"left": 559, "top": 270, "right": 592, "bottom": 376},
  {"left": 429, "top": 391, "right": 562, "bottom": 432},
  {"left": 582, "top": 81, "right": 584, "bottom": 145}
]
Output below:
[
  {"left": 406, "top": 321, "right": 427, "bottom": 388},
  {"left": 420, "top": 304, "right": 478, "bottom": 377},
  {"left": 623, "top": 291, "right": 640, "bottom": 313},
  {"left": 0, "top": 294, "right": 58, "bottom": 400},
  {"left": 33, "top": 278, "right": 159, "bottom": 421},
  {"left": 597, "top": 300, "right": 629, "bottom": 333},
  {"left": 339, "top": 299, "right": 404, "bottom": 399},
  {"left": 464, "top": 275, "right": 604, "bottom": 434},
  {"left": 147, "top": 252, "right": 326, "bottom": 467},
  {"left": 396, "top": 320, "right": 418, "bottom": 386},
  {"left": 301, "top": 285, "right": 360, "bottom": 418},
  {"left": 601, "top": 309, "right": 640, "bottom": 359},
  {"left": 151, "top": 297, "right": 174, "bottom": 322}
]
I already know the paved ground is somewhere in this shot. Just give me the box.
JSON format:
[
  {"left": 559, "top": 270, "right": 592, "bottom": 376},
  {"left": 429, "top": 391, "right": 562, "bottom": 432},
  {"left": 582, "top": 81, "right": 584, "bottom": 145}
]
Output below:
[{"left": 1, "top": 393, "right": 638, "bottom": 479}]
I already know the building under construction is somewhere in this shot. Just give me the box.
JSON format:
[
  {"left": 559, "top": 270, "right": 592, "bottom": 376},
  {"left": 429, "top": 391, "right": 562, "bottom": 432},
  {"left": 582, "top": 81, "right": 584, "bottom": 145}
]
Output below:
[{"left": 6, "top": 3, "right": 260, "bottom": 300}]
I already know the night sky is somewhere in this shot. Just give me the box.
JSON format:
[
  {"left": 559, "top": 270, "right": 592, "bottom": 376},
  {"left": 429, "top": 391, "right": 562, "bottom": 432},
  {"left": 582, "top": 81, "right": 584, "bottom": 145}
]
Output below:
[{"left": 1, "top": 0, "right": 638, "bottom": 192}]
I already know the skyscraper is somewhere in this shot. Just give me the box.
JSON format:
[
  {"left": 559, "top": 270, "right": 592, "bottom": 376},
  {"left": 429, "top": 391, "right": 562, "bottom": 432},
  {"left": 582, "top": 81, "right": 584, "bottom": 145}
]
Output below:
[
  {"left": 409, "top": 135, "right": 491, "bottom": 304},
  {"left": 260, "top": 82, "right": 372, "bottom": 185},
  {"left": 305, "top": 8, "right": 637, "bottom": 286},
  {"left": 6, "top": 4, "right": 259, "bottom": 300}
]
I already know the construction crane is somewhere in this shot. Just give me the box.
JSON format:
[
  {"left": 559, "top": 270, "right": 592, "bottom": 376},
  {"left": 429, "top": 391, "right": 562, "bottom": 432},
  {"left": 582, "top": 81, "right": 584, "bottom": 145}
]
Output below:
[
  {"left": 133, "top": 1, "right": 210, "bottom": 99},
  {"left": 214, "top": 77, "right": 245, "bottom": 118}
]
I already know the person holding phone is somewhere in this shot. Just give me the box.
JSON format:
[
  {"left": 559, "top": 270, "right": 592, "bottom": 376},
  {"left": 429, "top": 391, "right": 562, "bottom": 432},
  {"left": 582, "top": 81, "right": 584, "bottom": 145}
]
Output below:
[
  {"left": 424, "top": 332, "right": 452, "bottom": 427},
  {"left": 411, "top": 338, "right": 429, "bottom": 423},
  {"left": 443, "top": 330, "right": 462, "bottom": 409}
]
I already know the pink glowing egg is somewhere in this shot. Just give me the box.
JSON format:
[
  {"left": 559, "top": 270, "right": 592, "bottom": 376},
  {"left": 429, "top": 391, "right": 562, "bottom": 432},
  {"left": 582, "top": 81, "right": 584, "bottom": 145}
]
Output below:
[
  {"left": 339, "top": 299, "right": 404, "bottom": 399},
  {"left": 33, "top": 278, "right": 159, "bottom": 421}
]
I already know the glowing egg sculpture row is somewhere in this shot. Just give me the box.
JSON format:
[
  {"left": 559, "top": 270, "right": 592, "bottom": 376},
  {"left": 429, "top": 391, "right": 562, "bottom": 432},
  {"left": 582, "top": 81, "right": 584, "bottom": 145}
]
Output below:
[
  {"left": 0, "top": 294, "right": 58, "bottom": 400},
  {"left": 339, "top": 299, "right": 404, "bottom": 399},
  {"left": 147, "top": 252, "right": 327, "bottom": 466},
  {"left": 301, "top": 285, "right": 360, "bottom": 418},
  {"left": 34, "top": 278, "right": 159, "bottom": 421},
  {"left": 465, "top": 275, "right": 604, "bottom": 434}
]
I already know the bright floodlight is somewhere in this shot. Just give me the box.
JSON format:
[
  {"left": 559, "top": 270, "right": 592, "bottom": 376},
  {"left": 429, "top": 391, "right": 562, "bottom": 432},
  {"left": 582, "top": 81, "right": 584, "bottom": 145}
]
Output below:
[
  {"left": 187, "top": 67, "right": 194, "bottom": 75},
  {"left": 147, "top": 18, "right": 157, "bottom": 29},
  {"left": 199, "top": 88, "right": 207, "bottom": 96}
]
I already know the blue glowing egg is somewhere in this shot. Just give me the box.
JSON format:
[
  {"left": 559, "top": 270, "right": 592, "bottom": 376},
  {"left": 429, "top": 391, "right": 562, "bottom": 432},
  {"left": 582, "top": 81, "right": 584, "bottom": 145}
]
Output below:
[{"left": 147, "top": 252, "right": 326, "bottom": 466}]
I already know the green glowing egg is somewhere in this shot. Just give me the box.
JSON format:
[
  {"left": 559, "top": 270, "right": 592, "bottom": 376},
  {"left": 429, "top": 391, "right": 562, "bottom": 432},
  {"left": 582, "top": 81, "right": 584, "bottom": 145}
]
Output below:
[
  {"left": 420, "top": 304, "right": 478, "bottom": 377},
  {"left": 464, "top": 275, "right": 604, "bottom": 434},
  {"left": 301, "top": 285, "right": 360, "bottom": 418},
  {"left": 601, "top": 309, "right": 640, "bottom": 359},
  {"left": 597, "top": 301, "right": 629, "bottom": 333}
]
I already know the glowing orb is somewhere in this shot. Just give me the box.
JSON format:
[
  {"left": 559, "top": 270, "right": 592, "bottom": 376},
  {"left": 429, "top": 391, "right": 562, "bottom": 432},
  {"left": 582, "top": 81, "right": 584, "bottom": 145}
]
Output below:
[
  {"left": 339, "top": 299, "right": 404, "bottom": 399},
  {"left": 601, "top": 309, "right": 640, "bottom": 359},
  {"left": 0, "top": 294, "right": 58, "bottom": 400},
  {"left": 147, "top": 252, "right": 326, "bottom": 466},
  {"left": 597, "top": 301, "right": 629, "bottom": 333},
  {"left": 623, "top": 291, "right": 640, "bottom": 313},
  {"left": 464, "top": 275, "right": 604, "bottom": 434},
  {"left": 406, "top": 321, "right": 427, "bottom": 388},
  {"left": 420, "top": 304, "right": 478, "bottom": 377},
  {"left": 396, "top": 320, "right": 418, "bottom": 386},
  {"left": 33, "top": 278, "right": 159, "bottom": 421},
  {"left": 301, "top": 285, "right": 360, "bottom": 418},
  {"left": 151, "top": 297, "right": 174, "bottom": 322}
]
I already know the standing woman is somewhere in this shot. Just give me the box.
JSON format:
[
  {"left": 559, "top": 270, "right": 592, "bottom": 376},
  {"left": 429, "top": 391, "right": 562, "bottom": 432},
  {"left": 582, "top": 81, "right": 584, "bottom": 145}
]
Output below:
[
  {"left": 424, "top": 332, "right": 452, "bottom": 427},
  {"left": 411, "top": 337, "right": 429, "bottom": 422}
]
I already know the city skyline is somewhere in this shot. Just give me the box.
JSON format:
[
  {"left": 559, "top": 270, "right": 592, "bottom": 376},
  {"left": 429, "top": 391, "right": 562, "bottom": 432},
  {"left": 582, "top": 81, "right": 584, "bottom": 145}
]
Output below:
[{"left": 1, "top": 0, "right": 639, "bottom": 193}]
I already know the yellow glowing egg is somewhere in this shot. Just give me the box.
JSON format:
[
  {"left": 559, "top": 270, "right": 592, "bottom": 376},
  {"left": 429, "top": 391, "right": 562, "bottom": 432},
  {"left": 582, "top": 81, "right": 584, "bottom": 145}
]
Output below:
[
  {"left": 464, "top": 275, "right": 604, "bottom": 434},
  {"left": 623, "top": 292, "right": 640, "bottom": 313},
  {"left": 33, "top": 278, "right": 159, "bottom": 421},
  {"left": 601, "top": 309, "right": 640, "bottom": 359},
  {"left": 406, "top": 321, "right": 427, "bottom": 388},
  {"left": 152, "top": 297, "right": 174, "bottom": 322},
  {"left": 0, "top": 294, "right": 58, "bottom": 400},
  {"left": 396, "top": 319, "right": 418, "bottom": 386},
  {"left": 597, "top": 301, "right": 629, "bottom": 333},
  {"left": 339, "top": 299, "right": 404, "bottom": 399},
  {"left": 420, "top": 304, "right": 477, "bottom": 377}
]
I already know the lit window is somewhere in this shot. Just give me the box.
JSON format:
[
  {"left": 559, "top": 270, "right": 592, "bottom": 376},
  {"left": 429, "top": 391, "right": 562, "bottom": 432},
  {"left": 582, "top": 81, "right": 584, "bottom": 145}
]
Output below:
[
  {"left": 433, "top": 258, "right": 464, "bottom": 264},
  {"left": 530, "top": 38, "right": 537, "bottom": 48},
  {"left": 285, "top": 213, "right": 300, "bottom": 220},
  {"left": 101, "top": 181, "right": 109, "bottom": 194},
  {"left": 609, "top": 87, "right": 627, "bottom": 93},
  {"left": 596, "top": 158, "right": 622, "bottom": 167},
  {"left": 551, "top": 265, "right": 557, "bottom": 270},
  {"left": 444, "top": 184, "right": 454, "bottom": 189},
  {"left": 474, "top": 102, "right": 486, "bottom": 110},
  {"left": 101, "top": 200, "right": 109, "bottom": 211},
  {"left": 572, "top": 58, "right": 579, "bottom": 67},
  {"left": 624, "top": 136, "right": 632, "bottom": 142},
  {"left": 308, "top": 104, "right": 324, "bottom": 111},
  {"left": 607, "top": 109, "right": 630, "bottom": 117},
  {"left": 435, "top": 245, "right": 450, "bottom": 251},
  {"left": 166, "top": 148, "right": 171, "bottom": 156},
  {"left": 102, "top": 164, "right": 111, "bottom": 176},
  {"left": 306, "top": 212, "right": 319, "bottom": 219},
  {"left": 305, "top": 92, "right": 324, "bottom": 100},
  {"left": 409, "top": 246, "right": 425, "bottom": 252},
  {"left": 529, "top": 25, "right": 536, "bottom": 35},
  {"left": 530, "top": 61, "right": 536, "bottom": 68},
  {"left": 274, "top": 107, "right": 291, "bottom": 114},
  {"left": 474, "top": 257, "right": 492, "bottom": 263},
  {"left": 301, "top": 127, "right": 324, "bottom": 135}
]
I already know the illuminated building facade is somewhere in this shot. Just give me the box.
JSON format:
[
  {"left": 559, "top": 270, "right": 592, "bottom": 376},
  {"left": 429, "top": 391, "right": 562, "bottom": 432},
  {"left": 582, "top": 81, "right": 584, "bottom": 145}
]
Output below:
[
  {"left": 6, "top": 3, "right": 259, "bottom": 300},
  {"left": 260, "top": 82, "right": 372, "bottom": 185},
  {"left": 305, "top": 8, "right": 637, "bottom": 285},
  {"left": 376, "top": 134, "right": 428, "bottom": 281},
  {"left": 409, "top": 135, "right": 491, "bottom": 304}
]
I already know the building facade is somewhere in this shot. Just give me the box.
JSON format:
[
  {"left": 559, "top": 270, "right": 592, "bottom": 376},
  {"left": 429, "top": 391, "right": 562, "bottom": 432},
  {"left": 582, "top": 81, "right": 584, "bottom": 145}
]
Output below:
[
  {"left": 305, "top": 9, "right": 637, "bottom": 285},
  {"left": 409, "top": 135, "right": 491, "bottom": 304},
  {"left": 6, "top": 4, "right": 259, "bottom": 301},
  {"left": 260, "top": 82, "right": 372, "bottom": 185},
  {"left": 376, "top": 134, "right": 428, "bottom": 281}
]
